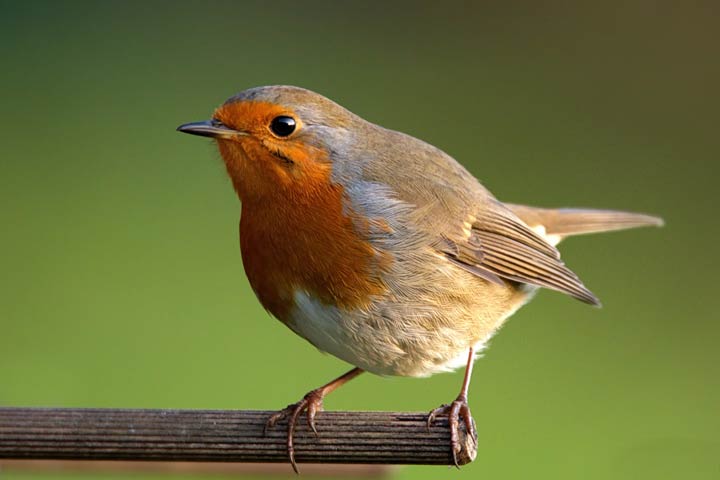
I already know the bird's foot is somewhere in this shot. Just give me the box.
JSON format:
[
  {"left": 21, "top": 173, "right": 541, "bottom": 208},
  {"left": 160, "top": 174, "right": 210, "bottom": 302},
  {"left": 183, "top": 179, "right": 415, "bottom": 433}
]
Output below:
[
  {"left": 427, "top": 395, "right": 476, "bottom": 467},
  {"left": 265, "top": 389, "right": 325, "bottom": 474}
]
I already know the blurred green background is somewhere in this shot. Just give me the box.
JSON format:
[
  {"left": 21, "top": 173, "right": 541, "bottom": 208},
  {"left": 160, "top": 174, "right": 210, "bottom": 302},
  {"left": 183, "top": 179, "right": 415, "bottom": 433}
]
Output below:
[{"left": 1, "top": 1, "right": 718, "bottom": 479}]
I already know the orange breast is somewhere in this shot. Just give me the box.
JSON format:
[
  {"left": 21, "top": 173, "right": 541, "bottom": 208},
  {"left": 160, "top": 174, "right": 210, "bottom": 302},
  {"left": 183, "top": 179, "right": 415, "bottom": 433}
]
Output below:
[
  {"left": 236, "top": 161, "right": 388, "bottom": 323},
  {"left": 240, "top": 184, "right": 388, "bottom": 320}
]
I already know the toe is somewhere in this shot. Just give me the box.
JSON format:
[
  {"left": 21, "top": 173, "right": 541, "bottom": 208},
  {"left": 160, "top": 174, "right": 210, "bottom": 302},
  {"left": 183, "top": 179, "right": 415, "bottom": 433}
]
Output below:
[
  {"left": 306, "top": 402, "right": 320, "bottom": 436},
  {"left": 427, "top": 403, "right": 450, "bottom": 429},
  {"left": 264, "top": 410, "right": 286, "bottom": 434}
]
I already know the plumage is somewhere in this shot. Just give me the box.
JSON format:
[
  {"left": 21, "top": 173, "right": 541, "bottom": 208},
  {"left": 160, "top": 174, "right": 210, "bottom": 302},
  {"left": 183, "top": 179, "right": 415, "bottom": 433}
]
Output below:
[{"left": 178, "top": 85, "right": 665, "bottom": 377}]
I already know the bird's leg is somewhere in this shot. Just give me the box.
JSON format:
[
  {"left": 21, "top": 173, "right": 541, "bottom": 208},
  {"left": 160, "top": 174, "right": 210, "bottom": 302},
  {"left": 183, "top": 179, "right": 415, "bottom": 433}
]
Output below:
[
  {"left": 265, "top": 367, "right": 363, "bottom": 474},
  {"left": 427, "top": 347, "right": 477, "bottom": 467}
]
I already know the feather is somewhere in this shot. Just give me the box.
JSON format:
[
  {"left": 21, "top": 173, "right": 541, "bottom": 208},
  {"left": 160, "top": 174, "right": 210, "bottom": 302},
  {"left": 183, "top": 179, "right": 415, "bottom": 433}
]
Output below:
[
  {"left": 506, "top": 204, "right": 664, "bottom": 240},
  {"left": 442, "top": 204, "right": 601, "bottom": 305}
]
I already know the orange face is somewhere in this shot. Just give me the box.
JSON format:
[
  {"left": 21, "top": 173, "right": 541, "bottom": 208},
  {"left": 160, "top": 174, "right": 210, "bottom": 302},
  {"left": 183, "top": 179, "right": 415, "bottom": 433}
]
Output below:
[{"left": 212, "top": 100, "right": 332, "bottom": 203}]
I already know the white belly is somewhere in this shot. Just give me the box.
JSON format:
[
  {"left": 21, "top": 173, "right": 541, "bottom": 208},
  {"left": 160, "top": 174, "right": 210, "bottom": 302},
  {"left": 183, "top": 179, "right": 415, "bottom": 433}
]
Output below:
[{"left": 286, "top": 282, "right": 536, "bottom": 378}]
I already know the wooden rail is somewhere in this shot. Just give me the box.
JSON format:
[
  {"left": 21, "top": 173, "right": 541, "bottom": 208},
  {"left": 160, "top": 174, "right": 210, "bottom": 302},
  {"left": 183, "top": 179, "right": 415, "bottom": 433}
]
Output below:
[{"left": 0, "top": 408, "right": 477, "bottom": 467}]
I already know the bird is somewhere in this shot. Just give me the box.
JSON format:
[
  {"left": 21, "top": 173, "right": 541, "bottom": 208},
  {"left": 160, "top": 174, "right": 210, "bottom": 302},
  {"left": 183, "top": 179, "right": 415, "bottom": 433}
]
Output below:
[{"left": 177, "top": 85, "right": 663, "bottom": 472}]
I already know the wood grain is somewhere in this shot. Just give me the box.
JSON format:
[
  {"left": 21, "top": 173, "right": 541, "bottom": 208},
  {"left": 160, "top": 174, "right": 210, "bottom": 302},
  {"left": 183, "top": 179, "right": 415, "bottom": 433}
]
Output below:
[{"left": 0, "top": 408, "right": 477, "bottom": 466}]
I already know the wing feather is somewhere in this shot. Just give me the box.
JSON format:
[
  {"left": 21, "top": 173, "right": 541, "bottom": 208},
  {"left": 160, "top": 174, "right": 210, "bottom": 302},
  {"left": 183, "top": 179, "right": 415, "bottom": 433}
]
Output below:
[{"left": 442, "top": 204, "right": 600, "bottom": 306}]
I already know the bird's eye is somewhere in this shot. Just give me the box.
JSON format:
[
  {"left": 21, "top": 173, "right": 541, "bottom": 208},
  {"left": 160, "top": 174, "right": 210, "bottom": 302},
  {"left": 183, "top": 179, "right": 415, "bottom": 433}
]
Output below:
[{"left": 270, "top": 116, "right": 296, "bottom": 137}]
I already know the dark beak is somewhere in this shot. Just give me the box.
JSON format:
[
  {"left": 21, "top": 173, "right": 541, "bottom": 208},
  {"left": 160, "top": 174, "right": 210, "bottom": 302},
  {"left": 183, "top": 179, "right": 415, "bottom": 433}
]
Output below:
[{"left": 176, "top": 120, "right": 246, "bottom": 139}]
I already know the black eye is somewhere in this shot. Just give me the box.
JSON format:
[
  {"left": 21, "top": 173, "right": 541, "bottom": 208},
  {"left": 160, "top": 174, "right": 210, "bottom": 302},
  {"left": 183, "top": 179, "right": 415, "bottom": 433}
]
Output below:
[{"left": 270, "top": 116, "right": 296, "bottom": 137}]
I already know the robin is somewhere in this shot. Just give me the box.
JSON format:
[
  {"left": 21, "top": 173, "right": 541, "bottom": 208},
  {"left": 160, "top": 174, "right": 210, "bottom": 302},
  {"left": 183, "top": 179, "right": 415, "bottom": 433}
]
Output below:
[{"left": 177, "top": 85, "right": 662, "bottom": 471}]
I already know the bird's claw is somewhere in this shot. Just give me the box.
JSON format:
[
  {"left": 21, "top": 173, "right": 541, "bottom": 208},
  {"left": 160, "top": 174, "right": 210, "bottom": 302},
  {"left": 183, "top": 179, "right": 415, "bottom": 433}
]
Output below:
[
  {"left": 427, "top": 396, "right": 475, "bottom": 467},
  {"left": 264, "top": 390, "right": 325, "bottom": 474}
]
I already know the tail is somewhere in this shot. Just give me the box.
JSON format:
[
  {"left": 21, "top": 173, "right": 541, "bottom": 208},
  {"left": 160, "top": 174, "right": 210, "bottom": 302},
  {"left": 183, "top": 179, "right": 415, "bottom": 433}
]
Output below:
[{"left": 506, "top": 204, "right": 664, "bottom": 246}]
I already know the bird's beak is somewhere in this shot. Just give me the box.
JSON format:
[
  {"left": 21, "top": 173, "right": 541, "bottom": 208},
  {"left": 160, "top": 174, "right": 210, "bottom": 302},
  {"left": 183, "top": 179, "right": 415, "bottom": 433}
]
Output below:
[{"left": 176, "top": 120, "right": 247, "bottom": 140}]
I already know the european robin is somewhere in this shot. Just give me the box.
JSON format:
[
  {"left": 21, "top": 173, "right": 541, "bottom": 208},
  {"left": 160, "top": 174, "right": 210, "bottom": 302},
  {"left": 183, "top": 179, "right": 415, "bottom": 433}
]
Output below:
[{"left": 177, "top": 85, "right": 662, "bottom": 471}]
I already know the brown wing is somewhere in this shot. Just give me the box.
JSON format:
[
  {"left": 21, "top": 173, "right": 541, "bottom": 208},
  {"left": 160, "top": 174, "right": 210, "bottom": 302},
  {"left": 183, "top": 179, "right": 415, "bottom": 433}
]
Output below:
[{"left": 441, "top": 202, "right": 601, "bottom": 306}]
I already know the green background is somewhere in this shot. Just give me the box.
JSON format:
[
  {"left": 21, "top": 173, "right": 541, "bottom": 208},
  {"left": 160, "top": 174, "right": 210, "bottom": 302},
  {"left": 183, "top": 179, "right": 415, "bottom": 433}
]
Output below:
[{"left": 1, "top": 1, "right": 718, "bottom": 479}]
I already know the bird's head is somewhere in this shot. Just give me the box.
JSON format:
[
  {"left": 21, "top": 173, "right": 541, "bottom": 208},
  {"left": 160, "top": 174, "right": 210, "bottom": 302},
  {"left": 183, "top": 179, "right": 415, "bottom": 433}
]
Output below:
[{"left": 177, "top": 85, "right": 360, "bottom": 202}]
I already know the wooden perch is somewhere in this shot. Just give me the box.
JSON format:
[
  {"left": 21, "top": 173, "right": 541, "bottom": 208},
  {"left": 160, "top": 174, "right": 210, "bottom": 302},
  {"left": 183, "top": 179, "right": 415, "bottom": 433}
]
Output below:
[{"left": 0, "top": 408, "right": 477, "bottom": 466}]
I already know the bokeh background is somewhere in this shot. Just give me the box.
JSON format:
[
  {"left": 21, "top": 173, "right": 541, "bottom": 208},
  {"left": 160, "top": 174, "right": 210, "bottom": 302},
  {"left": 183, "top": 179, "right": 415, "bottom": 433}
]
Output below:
[{"left": 1, "top": 1, "right": 718, "bottom": 479}]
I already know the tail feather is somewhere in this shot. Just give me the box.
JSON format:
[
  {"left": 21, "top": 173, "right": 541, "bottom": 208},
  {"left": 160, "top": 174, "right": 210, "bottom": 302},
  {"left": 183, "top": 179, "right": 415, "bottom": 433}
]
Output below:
[{"left": 506, "top": 204, "right": 664, "bottom": 242}]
